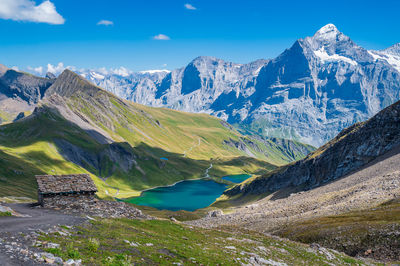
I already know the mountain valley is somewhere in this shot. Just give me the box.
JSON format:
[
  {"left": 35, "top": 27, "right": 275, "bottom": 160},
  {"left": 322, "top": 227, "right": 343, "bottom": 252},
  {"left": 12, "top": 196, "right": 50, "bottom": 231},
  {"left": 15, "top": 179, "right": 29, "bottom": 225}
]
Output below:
[
  {"left": 0, "top": 21, "right": 399, "bottom": 265},
  {"left": 0, "top": 68, "right": 313, "bottom": 200}
]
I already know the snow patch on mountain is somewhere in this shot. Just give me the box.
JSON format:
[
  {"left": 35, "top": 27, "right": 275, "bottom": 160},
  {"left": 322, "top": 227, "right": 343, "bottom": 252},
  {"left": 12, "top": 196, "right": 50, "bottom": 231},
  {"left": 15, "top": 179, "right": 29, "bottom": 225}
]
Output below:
[
  {"left": 368, "top": 50, "right": 400, "bottom": 72},
  {"left": 314, "top": 47, "right": 358, "bottom": 65}
]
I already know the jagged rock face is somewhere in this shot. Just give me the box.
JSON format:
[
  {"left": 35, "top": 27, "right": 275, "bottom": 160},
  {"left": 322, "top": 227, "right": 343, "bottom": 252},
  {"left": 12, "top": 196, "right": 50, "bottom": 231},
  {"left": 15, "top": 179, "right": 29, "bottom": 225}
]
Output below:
[
  {"left": 45, "top": 69, "right": 101, "bottom": 98},
  {"left": 82, "top": 24, "right": 400, "bottom": 147},
  {"left": 0, "top": 70, "right": 54, "bottom": 104},
  {"left": 226, "top": 99, "right": 400, "bottom": 196},
  {"left": 0, "top": 69, "right": 54, "bottom": 123}
]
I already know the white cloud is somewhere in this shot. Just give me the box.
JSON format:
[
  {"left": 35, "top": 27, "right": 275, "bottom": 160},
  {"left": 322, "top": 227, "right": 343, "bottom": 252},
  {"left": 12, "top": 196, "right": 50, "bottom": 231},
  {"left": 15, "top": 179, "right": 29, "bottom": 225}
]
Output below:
[
  {"left": 11, "top": 66, "right": 19, "bottom": 71},
  {"left": 47, "top": 62, "right": 65, "bottom": 74},
  {"left": 96, "top": 67, "right": 109, "bottom": 75},
  {"left": 94, "top": 66, "right": 132, "bottom": 77},
  {"left": 46, "top": 62, "right": 75, "bottom": 75},
  {"left": 184, "top": 3, "right": 196, "bottom": 10},
  {"left": 27, "top": 66, "right": 43, "bottom": 74},
  {"left": 153, "top": 34, "right": 170, "bottom": 40},
  {"left": 139, "top": 69, "right": 170, "bottom": 74},
  {"left": 0, "top": 0, "right": 65, "bottom": 24},
  {"left": 97, "top": 20, "right": 113, "bottom": 26},
  {"left": 110, "top": 66, "right": 131, "bottom": 77}
]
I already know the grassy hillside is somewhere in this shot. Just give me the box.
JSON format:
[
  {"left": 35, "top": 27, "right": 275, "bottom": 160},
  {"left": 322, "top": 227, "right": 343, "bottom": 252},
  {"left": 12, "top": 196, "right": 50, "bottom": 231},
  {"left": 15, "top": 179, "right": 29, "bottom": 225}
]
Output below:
[
  {"left": 37, "top": 218, "right": 364, "bottom": 265},
  {"left": 0, "top": 105, "right": 274, "bottom": 199},
  {"left": 276, "top": 199, "right": 400, "bottom": 261},
  {"left": 0, "top": 70, "right": 313, "bottom": 200}
]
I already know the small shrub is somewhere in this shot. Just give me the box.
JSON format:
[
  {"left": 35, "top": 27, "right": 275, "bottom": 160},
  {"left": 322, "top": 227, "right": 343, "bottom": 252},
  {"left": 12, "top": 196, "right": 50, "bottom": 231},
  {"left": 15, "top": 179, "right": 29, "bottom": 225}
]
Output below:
[
  {"left": 0, "top": 211, "right": 12, "bottom": 216},
  {"left": 45, "top": 248, "right": 62, "bottom": 257},
  {"left": 67, "top": 248, "right": 81, "bottom": 259},
  {"left": 87, "top": 238, "right": 100, "bottom": 253},
  {"left": 114, "top": 254, "right": 132, "bottom": 266},
  {"left": 66, "top": 244, "right": 81, "bottom": 259}
]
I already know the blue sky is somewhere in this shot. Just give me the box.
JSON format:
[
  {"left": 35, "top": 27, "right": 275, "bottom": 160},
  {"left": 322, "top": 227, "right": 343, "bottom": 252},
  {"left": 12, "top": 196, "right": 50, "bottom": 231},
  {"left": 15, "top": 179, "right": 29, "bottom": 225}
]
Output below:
[{"left": 0, "top": 0, "right": 399, "bottom": 73}]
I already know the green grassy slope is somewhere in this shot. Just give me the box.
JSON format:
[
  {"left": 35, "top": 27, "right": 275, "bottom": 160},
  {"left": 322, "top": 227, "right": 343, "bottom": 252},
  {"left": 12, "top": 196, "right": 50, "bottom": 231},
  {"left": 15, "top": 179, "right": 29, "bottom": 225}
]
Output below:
[
  {"left": 0, "top": 70, "right": 312, "bottom": 199},
  {"left": 37, "top": 218, "right": 364, "bottom": 265},
  {"left": 0, "top": 105, "right": 275, "bottom": 199}
]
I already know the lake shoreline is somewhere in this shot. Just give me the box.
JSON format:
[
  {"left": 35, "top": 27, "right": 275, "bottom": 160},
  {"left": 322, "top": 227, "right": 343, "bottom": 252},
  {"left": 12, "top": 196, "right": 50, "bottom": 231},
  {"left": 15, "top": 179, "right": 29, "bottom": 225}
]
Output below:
[
  {"left": 120, "top": 174, "right": 246, "bottom": 200},
  {"left": 119, "top": 174, "right": 253, "bottom": 212}
]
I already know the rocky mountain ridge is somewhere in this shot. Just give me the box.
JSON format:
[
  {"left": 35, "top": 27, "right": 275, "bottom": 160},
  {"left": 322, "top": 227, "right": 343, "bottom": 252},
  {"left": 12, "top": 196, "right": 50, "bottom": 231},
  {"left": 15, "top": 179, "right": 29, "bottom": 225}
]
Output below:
[
  {"left": 225, "top": 98, "right": 400, "bottom": 196},
  {"left": 75, "top": 24, "right": 400, "bottom": 146},
  {"left": 0, "top": 68, "right": 54, "bottom": 123}
]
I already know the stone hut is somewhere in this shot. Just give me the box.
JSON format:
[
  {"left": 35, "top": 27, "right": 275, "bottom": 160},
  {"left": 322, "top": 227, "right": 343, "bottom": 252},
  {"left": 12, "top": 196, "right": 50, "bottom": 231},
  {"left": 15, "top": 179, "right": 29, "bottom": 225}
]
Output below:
[{"left": 35, "top": 174, "right": 97, "bottom": 207}]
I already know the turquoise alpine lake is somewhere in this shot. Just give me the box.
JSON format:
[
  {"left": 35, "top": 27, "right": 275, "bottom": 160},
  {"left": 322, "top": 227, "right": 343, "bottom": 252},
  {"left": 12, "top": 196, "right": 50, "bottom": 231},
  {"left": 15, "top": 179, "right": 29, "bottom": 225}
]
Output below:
[
  {"left": 222, "top": 174, "right": 252, "bottom": 183},
  {"left": 124, "top": 179, "right": 229, "bottom": 211}
]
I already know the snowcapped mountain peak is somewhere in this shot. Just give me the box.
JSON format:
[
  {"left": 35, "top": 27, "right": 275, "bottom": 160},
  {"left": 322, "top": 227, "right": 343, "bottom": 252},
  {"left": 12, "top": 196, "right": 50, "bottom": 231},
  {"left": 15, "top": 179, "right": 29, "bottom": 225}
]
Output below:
[
  {"left": 383, "top": 43, "right": 400, "bottom": 56},
  {"left": 192, "top": 56, "right": 219, "bottom": 62},
  {"left": 21, "top": 25, "right": 400, "bottom": 147},
  {"left": 312, "top": 24, "right": 342, "bottom": 41},
  {"left": 138, "top": 69, "right": 171, "bottom": 74},
  {"left": 307, "top": 24, "right": 351, "bottom": 47},
  {"left": 304, "top": 24, "right": 355, "bottom": 57},
  {"left": 190, "top": 56, "right": 225, "bottom": 67},
  {"left": 316, "top": 24, "right": 338, "bottom": 35}
]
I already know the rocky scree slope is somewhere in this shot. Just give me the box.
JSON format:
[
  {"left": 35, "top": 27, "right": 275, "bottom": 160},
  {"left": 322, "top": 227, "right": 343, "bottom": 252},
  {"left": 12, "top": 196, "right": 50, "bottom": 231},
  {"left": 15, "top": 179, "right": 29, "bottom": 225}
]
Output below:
[
  {"left": 189, "top": 100, "right": 400, "bottom": 261},
  {"left": 189, "top": 145, "right": 400, "bottom": 261},
  {"left": 81, "top": 24, "right": 400, "bottom": 146},
  {"left": 0, "top": 68, "right": 54, "bottom": 123}
]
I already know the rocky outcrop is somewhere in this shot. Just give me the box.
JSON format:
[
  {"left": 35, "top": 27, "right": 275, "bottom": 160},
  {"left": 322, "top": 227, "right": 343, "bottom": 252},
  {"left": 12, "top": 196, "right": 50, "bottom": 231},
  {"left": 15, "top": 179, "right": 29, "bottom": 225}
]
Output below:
[
  {"left": 42, "top": 195, "right": 148, "bottom": 219},
  {"left": 0, "top": 69, "right": 54, "bottom": 122},
  {"left": 45, "top": 69, "right": 101, "bottom": 98},
  {"left": 226, "top": 99, "right": 400, "bottom": 196},
  {"left": 0, "top": 70, "right": 54, "bottom": 104}
]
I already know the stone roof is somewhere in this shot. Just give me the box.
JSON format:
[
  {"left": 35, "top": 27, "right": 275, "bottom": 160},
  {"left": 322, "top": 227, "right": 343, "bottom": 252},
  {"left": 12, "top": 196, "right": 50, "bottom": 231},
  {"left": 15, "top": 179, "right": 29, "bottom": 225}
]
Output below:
[{"left": 35, "top": 174, "right": 97, "bottom": 194}]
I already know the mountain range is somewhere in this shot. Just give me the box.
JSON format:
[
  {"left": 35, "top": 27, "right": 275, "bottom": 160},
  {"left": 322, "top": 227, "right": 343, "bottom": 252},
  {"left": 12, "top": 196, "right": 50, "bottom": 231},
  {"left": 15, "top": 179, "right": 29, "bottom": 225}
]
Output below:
[
  {"left": 191, "top": 94, "right": 400, "bottom": 261},
  {"left": 0, "top": 69, "right": 313, "bottom": 199},
  {"left": 74, "top": 24, "right": 400, "bottom": 147}
]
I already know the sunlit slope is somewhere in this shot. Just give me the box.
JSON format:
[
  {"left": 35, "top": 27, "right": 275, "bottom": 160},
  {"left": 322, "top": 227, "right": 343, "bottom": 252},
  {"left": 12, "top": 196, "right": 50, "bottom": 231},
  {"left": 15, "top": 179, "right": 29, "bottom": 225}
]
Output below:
[{"left": 0, "top": 70, "right": 312, "bottom": 199}]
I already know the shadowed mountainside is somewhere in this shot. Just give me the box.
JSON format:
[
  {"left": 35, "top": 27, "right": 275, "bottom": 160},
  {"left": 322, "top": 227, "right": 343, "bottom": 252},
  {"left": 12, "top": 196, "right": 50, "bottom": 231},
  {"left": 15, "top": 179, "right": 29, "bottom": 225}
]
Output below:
[
  {"left": 0, "top": 70, "right": 312, "bottom": 199},
  {"left": 224, "top": 99, "right": 400, "bottom": 199}
]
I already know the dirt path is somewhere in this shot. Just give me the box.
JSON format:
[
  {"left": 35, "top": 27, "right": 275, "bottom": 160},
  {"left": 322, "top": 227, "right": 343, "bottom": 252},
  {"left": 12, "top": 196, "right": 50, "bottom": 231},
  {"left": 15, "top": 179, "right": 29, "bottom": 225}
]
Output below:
[
  {"left": 104, "top": 178, "right": 120, "bottom": 197},
  {"left": 183, "top": 138, "right": 201, "bottom": 158},
  {"left": 0, "top": 203, "right": 86, "bottom": 266},
  {"left": 0, "top": 203, "right": 85, "bottom": 233}
]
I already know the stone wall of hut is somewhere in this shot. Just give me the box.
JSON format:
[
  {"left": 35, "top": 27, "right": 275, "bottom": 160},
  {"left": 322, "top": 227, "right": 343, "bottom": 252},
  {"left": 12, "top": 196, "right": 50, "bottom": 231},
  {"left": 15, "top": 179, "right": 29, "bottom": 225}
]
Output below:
[{"left": 41, "top": 193, "right": 96, "bottom": 208}]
